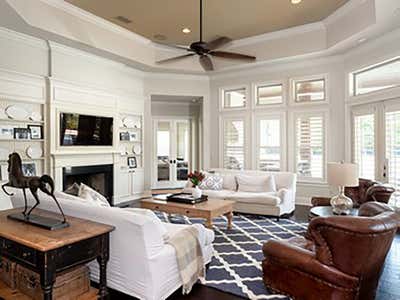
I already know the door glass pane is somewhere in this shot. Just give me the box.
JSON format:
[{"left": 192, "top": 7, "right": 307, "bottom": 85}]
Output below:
[
  {"left": 157, "top": 122, "right": 170, "bottom": 181},
  {"left": 223, "top": 119, "right": 244, "bottom": 170},
  {"left": 386, "top": 110, "right": 400, "bottom": 202},
  {"left": 354, "top": 114, "right": 375, "bottom": 180},
  {"left": 259, "top": 119, "right": 281, "bottom": 171},
  {"left": 176, "top": 122, "right": 189, "bottom": 181}
]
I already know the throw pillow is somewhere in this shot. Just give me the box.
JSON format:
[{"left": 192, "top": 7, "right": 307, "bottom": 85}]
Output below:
[
  {"left": 64, "top": 182, "right": 80, "bottom": 196},
  {"left": 222, "top": 174, "right": 238, "bottom": 191},
  {"left": 236, "top": 174, "right": 276, "bottom": 193},
  {"left": 78, "top": 183, "right": 111, "bottom": 207},
  {"left": 199, "top": 174, "right": 223, "bottom": 190}
]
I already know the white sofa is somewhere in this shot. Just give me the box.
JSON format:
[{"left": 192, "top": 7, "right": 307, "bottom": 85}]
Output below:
[
  {"left": 10, "top": 190, "right": 214, "bottom": 300},
  {"left": 184, "top": 169, "right": 296, "bottom": 219}
]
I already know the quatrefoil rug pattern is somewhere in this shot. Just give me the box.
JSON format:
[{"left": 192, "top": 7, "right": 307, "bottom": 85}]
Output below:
[{"left": 156, "top": 212, "right": 308, "bottom": 300}]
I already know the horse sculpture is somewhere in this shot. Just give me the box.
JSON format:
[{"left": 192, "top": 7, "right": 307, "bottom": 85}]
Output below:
[{"left": 2, "top": 152, "right": 67, "bottom": 224}]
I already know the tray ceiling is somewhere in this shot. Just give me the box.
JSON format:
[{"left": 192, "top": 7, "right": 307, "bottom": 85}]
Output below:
[{"left": 66, "top": 0, "right": 349, "bottom": 45}]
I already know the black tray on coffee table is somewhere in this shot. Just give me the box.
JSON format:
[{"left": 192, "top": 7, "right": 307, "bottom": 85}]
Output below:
[{"left": 166, "top": 193, "right": 208, "bottom": 204}]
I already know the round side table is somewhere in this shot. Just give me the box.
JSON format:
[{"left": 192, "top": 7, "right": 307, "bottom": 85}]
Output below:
[{"left": 308, "top": 206, "right": 359, "bottom": 221}]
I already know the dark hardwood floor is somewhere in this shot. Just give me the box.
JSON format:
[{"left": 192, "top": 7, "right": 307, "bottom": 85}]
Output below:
[{"left": 108, "top": 204, "right": 400, "bottom": 300}]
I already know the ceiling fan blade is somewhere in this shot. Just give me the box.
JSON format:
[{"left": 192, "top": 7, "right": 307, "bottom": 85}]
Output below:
[
  {"left": 199, "top": 55, "right": 214, "bottom": 71},
  {"left": 156, "top": 53, "right": 195, "bottom": 64},
  {"left": 206, "top": 37, "right": 232, "bottom": 50},
  {"left": 209, "top": 51, "right": 256, "bottom": 61},
  {"left": 153, "top": 41, "right": 191, "bottom": 51}
]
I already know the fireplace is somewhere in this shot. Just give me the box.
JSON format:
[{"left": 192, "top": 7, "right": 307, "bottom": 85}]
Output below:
[{"left": 63, "top": 164, "right": 113, "bottom": 205}]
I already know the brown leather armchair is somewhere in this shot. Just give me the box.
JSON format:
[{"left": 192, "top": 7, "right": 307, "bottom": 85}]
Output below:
[
  {"left": 262, "top": 202, "right": 399, "bottom": 300},
  {"left": 311, "top": 178, "right": 395, "bottom": 208}
]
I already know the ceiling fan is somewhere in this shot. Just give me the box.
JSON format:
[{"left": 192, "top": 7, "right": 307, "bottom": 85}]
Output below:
[{"left": 155, "top": 0, "right": 256, "bottom": 71}]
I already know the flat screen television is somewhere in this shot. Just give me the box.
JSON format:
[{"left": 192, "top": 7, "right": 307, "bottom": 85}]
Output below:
[{"left": 60, "top": 113, "right": 113, "bottom": 146}]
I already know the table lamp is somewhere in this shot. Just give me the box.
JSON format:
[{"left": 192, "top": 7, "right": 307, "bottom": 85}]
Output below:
[{"left": 327, "top": 162, "right": 359, "bottom": 215}]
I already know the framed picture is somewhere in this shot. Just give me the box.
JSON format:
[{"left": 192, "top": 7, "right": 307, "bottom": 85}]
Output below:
[
  {"left": 127, "top": 156, "right": 137, "bottom": 168},
  {"left": 0, "top": 126, "right": 14, "bottom": 140},
  {"left": 120, "top": 132, "right": 130, "bottom": 141},
  {"left": 129, "top": 132, "right": 138, "bottom": 142},
  {"left": 14, "top": 128, "right": 30, "bottom": 140},
  {"left": 21, "top": 162, "right": 36, "bottom": 176},
  {"left": 28, "top": 125, "right": 43, "bottom": 140}
]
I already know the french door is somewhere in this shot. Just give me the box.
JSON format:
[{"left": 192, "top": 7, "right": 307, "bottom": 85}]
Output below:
[
  {"left": 351, "top": 100, "right": 400, "bottom": 204},
  {"left": 153, "top": 119, "right": 191, "bottom": 188}
]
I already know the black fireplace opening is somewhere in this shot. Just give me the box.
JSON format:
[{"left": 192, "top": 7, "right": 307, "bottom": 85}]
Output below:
[{"left": 63, "top": 164, "right": 113, "bottom": 205}]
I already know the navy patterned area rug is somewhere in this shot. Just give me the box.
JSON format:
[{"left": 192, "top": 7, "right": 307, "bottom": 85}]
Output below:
[{"left": 156, "top": 212, "right": 308, "bottom": 300}]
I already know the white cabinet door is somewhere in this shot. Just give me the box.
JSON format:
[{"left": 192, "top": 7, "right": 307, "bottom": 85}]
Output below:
[
  {"left": 132, "top": 169, "right": 144, "bottom": 194},
  {"left": 115, "top": 167, "right": 131, "bottom": 200}
]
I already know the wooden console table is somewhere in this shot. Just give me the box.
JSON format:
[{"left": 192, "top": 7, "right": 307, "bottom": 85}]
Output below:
[{"left": 0, "top": 208, "right": 115, "bottom": 300}]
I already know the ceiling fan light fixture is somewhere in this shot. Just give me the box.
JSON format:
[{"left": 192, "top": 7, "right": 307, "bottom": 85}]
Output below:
[
  {"left": 291, "top": 0, "right": 302, "bottom": 4},
  {"left": 182, "top": 28, "right": 191, "bottom": 34}
]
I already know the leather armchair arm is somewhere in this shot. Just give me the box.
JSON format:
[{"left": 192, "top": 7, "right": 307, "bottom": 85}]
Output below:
[
  {"left": 311, "top": 197, "right": 331, "bottom": 207},
  {"left": 366, "top": 184, "right": 395, "bottom": 203},
  {"left": 359, "top": 201, "right": 395, "bottom": 217},
  {"left": 263, "top": 240, "right": 358, "bottom": 288}
]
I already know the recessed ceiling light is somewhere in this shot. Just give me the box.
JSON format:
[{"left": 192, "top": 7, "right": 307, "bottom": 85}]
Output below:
[
  {"left": 182, "top": 28, "right": 191, "bottom": 34},
  {"left": 291, "top": 0, "right": 302, "bottom": 4}
]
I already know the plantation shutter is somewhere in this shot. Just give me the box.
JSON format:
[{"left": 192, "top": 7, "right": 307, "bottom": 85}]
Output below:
[
  {"left": 385, "top": 110, "right": 400, "bottom": 190},
  {"left": 296, "top": 115, "right": 324, "bottom": 179},
  {"left": 353, "top": 114, "right": 375, "bottom": 180},
  {"left": 258, "top": 118, "right": 281, "bottom": 171},
  {"left": 223, "top": 119, "right": 244, "bottom": 170}
]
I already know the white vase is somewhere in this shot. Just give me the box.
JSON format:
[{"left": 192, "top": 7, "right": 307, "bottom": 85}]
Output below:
[{"left": 192, "top": 186, "right": 202, "bottom": 199}]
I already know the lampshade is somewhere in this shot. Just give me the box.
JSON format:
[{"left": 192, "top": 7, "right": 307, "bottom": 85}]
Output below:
[{"left": 327, "top": 162, "right": 359, "bottom": 187}]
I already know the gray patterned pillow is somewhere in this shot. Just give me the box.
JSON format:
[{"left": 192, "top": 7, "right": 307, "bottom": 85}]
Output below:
[{"left": 199, "top": 174, "right": 223, "bottom": 190}]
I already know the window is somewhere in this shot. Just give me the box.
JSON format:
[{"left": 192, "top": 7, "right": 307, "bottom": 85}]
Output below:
[
  {"left": 256, "top": 84, "right": 283, "bottom": 105},
  {"left": 353, "top": 114, "right": 375, "bottom": 180},
  {"left": 353, "top": 58, "right": 400, "bottom": 96},
  {"left": 386, "top": 110, "right": 400, "bottom": 190},
  {"left": 294, "top": 78, "right": 326, "bottom": 103},
  {"left": 222, "top": 118, "right": 245, "bottom": 170},
  {"left": 295, "top": 114, "right": 325, "bottom": 180},
  {"left": 257, "top": 117, "right": 282, "bottom": 171},
  {"left": 222, "top": 88, "right": 246, "bottom": 108}
]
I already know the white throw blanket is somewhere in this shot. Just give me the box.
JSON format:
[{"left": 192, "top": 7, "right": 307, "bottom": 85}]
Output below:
[{"left": 166, "top": 225, "right": 205, "bottom": 294}]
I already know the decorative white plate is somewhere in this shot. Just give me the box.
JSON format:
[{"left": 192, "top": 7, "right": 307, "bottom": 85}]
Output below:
[
  {"left": 0, "top": 148, "right": 9, "bottom": 160},
  {"left": 118, "top": 145, "right": 127, "bottom": 155},
  {"left": 26, "top": 145, "right": 43, "bottom": 159},
  {"left": 0, "top": 109, "right": 7, "bottom": 119},
  {"left": 133, "top": 145, "right": 142, "bottom": 155},
  {"left": 123, "top": 116, "right": 135, "bottom": 128},
  {"left": 5, "top": 105, "right": 29, "bottom": 120},
  {"left": 134, "top": 119, "right": 141, "bottom": 129},
  {"left": 29, "top": 112, "right": 42, "bottom": 122}
]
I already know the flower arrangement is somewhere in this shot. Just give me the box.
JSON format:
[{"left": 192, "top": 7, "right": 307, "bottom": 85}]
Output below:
[{"left": 188, "top": 171, "right": 205, "bottom": 187}]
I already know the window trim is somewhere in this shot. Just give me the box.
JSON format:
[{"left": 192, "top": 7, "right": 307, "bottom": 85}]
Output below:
[
  {"left": 219, "top": 115, "right": 248, "bottom": 170},
  {"left": 219, "top": 85, "right": 249, "bottom": 111},
  {"left": 293, "top": 110, "right": 328, "bottom": 183},
  {"left": 290, "top": 74, "right": 329, "bottom": 106},
  {"left": 254, "top": 112, "right": 287, "bottom": 172},
  {"left": 350, "top": 56, "right": 400, "bottom": 97},
  {"left": 252, "top": 81, "right": 286, "bottom": 108}
]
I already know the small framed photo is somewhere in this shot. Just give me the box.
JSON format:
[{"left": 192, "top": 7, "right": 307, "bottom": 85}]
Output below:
[
  {"left": 28, "top": 125, "right": 43, "bottom": 140},
  {"left": 22, "top": 162, "right": 36, "bottom": 176},
  {"left": 0, "top": 125, "right": 14, "bottom": 140},
  {"left": 120, "top": 132, "right": 130, "bottom": 141},
  {"left": 127, "top": 156, "right": 137, "bottom": 168},
  {"left": 14, "top": 128, "right": 31, "bottom": 140},
  {"left": 129, "top": 132, "right": 138, "bottom": 142}
]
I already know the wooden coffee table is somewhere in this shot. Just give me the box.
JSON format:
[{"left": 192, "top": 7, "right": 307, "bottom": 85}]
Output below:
[{"left": 141, "top": 196, "right": 235, "bottom": 229}]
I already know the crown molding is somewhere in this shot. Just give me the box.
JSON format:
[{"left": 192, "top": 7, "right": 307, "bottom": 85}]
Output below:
[
  {"left": 0, "top": 26, "right": 48, "bottom": 50},
  {"left": 231, "top": 22, "right": 326, "bottom": 48},
  {"left": 36, "top": 0, "right": 151, "bottom": 45}
]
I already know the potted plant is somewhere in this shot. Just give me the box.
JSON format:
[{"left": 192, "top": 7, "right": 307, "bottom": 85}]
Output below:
[{"left": 188, "top": 171, "right": 205, "bottom": 199}]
